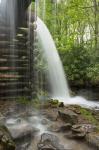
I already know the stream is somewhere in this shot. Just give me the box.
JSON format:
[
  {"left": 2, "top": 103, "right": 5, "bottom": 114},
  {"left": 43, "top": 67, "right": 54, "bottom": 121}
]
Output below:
[{"left": 5, "top": 110, "right": 95, "bottom": 150}]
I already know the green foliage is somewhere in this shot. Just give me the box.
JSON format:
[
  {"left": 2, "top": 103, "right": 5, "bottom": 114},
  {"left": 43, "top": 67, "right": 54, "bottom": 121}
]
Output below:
[
  {"left": 17, "top": 97, "right": 41, "bottom": 109},
  {"left": 87, "top": 63, "right": 99, "bottom": 84},
  {"left": 17, "top": 97, "right": 31, "bottom": 105},
  {"left": 61, "top": 46, "right": 90, "bottom": 84},
  {"left": 37, "top": 0, "right": 99, "bottom": 86}
]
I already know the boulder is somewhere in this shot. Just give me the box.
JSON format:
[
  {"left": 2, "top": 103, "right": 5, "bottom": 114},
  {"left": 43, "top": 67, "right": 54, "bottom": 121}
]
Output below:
[
  {"left": 48, "top": 123, "right": 72, "bottom": 133},
  {"left": 59, "top": 123, "right": 72, "bottom": 132},
  {"left": 38, "top": 133, "right": 66, "bottom": 150},
  {"left": 72, "top": 124, "right": 96, "bottom": 133},
  {"left": 85, "top": 132, "right": 99, "bottom": 149},
  {"left": 7, "top": 121, "right": 38, "bottom": 141},
  {"left": 47, "top": 124, "right": 60, "bottom": 132},
  {"left": 0, "top": 124, "right": 15, "bottom": 150},
  {"left": 58, "top": 110, "right": 78, "bottom": 124},
  {"left": 64, "top": 124, "right": 91, "bottom": 139},
  {"left": 65, "top": 131, "right": 86, "bottom": 139},
  {"left": 0, "top": 113, "right": 5, "bottom": 124},
  {"left": 59, "top": 102, "right": 64, "bottom": 108},
  {"left": 45, "top": 109, "right": 58, "bottom": 121},
  {"left": 41, "top": 118, "right": 49, "bottom": 125}
]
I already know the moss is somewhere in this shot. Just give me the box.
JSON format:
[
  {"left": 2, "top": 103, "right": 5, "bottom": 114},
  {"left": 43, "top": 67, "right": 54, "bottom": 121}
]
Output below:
[
  {"left": 16, "top": 97, "right": 31, "bottom": 105},
  {"left": 31, "top": 99, "right": 41, "bottom": 109},
  {"left": 49, "top": 99, "right": 59, "bottom": 105},
  {"left": 79, "top": 107, "right": 99, "bottom": 126}
]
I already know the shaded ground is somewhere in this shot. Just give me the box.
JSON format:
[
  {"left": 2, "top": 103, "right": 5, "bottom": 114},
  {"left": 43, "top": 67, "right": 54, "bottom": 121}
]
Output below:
[{"left": 0, "top": 99, "right": 99, "bottom": 150}]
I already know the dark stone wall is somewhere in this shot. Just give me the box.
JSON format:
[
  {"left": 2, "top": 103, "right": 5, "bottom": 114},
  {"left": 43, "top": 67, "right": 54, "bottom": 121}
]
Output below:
[
  {"left": 0, "top": 0, "right": 35, "bottom": 100},
  {"left": 17, "top": 0, "right": 32, "bottom": 27}
]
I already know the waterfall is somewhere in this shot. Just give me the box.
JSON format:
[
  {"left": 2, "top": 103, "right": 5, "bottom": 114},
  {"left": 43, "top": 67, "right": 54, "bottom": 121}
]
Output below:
[
  {"left": 7, "top": 0, "right": 17, "bottom": 97},
  {"left": 9, "top": 0, "right": 17, "bottom": 61},
  {"left": 36, "top": 17, "right": 99, "bottom": 108},
  {"left": 37, "top": 17, "right": 70, "bottom": 101}
]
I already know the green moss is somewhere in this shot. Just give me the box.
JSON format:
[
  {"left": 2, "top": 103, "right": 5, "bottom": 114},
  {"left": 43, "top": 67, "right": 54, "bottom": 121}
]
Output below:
[
  {"left": 17, "top": 97, "right": 42, "bottom": 109},
  {"left": 80, "top": 107, "right": 99, "bottom": 126},
  {"left": 31, "top": 99, "right": 41, "bottom": 109},
  {"left": 49, "top": 99, "right": 59, "bottom": 104},
  {"left": 16, "top": 97, "right": 31, "bottom": 105}
]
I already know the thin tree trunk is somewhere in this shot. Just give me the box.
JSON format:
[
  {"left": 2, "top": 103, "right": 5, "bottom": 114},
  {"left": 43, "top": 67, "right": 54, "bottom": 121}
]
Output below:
[{"left": 93, "top": 0, "right": 98, "bottom": 51}]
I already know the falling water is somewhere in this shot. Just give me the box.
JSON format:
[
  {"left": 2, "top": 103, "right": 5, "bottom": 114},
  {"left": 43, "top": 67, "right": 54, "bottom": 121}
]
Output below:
[
  {"left": 28, "top": 4, "right": 32, "bottom": 39},
  {"left": 9, "top": 0, "right": 17, "bottom": 97},
  {"left": 36, "top": 17, "right": 99, "bottom": 108},
  {"left": 9, "top": 0, "right": 17, "bottom": 68},
  {"left": 37, "top": 17, "right": 70, "bottom": 101}
]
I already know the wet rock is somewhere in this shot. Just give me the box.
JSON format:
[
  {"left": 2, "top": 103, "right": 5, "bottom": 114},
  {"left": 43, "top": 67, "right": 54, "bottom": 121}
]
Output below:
[
  {"left": 45, "top": 109, "right": 58, "bottom": 121},
  {"left": 65, "top": 124, "right": 90, "bottom": 139},
  {"left": 47, "top": 124, "right": 60, "bottom": 132},
  {"left": 72, "top": 124, "right": 85, "bottom": 133},
  {"left": 59, "top": 123, "right": 72, "bottom": 132},
  {"left": 58, "top": 110, "right": 78, "bottom": 124},
  {"left": 7, "top": 121, "right": 38, "bottom": 141},
  {"left": 59, "top": 102, "right": 64, "bottom": 108},
  {"left": 38, "top": 133, "right": 66, "bottom": 150},
  {"left": 0, "top": 124, "right": 15, "bottom": 150},
  {"left": 86, "top": 132, "right": 99, "bottom": 149},
  {"left": 65, "top": 131, "right": 86, "bottom": 139},
  {"left": 72, "top": 124, "right": 97, "bottom": 134},
  {"left": 92, "top": 110, "right": 99, "bottom": 121},
  {"left": 16, "top": 142, "right": 31, "bottom": 150},
  {"left": 41, "top": 118, "right": 49, "bottom": 125},
  {"left": 0, "top": 113, "right": 5, "bottom": 124},
  {"left": 48, "top": 123, "right": 72, "bottom": 133}
]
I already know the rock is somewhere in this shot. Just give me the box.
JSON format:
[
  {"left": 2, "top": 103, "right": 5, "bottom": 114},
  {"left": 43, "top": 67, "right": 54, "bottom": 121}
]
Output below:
[
  {"left": 7, "top": 121, "right": 38, "bottom": 141},
  {"left": 72, "top": 124, "right": 97, "bottom": 134},
  {"left": 38, "top": 133, "right": 66, "bottom": 150},
  {"left": 59, "top": 123, "right": 72, "bottom": 132},
  {"left": 16, "top": 142, "right": 31, "bottom": 150},
  {"left": 0, "top": 113, "right": 5, "bottom": 124},
  {"left": 47, "top": 124, "right": 60, "bottom": 132},
  {"left": 72, "top": 124, "right": 82, "bottom": 132},
  {"left": 86, "top": 132, "right": 99, "bottom": 149},
  {"left": 92, "top": 110, "right": 99, "bottom": 121},
  {"left": 45, "top": 109, "right": 58, "bottom": 121},
  {"left": 48, "top": 123, "right": 72, "bottom": 133},
  {"left": 65, "top": 131, "right": 86, "bottom": 139},
  {"left": 59, "top": 102, "right": 64, "bottom": 108},
  {"left": 64, "top": 124, "right": 90, "bottom": 139},
  {"left": 0, "top": 124, "right": 15, "bottom": 150},
  {"left": 41, "top": 118, "right": 49, "bottom": 125},
  {"left": 58, "top": 110, "right": 78, "bottom": 124}
]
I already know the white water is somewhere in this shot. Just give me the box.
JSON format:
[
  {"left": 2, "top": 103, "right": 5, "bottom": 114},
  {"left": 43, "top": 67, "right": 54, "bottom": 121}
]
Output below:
[
  {"left": 67, "top": 96, "right": 99, "bottom": 108},
  {"left": 36, "top": 17, "right": 99, "bottom": 108},
  {"left": 37, "top": 17, "right": 70, "bottom": 100}
]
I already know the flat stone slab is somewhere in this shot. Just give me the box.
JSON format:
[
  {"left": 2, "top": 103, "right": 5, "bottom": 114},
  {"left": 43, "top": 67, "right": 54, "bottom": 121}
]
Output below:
[{"left": 58, "top": 110, "right": 78, "bottom": 124}]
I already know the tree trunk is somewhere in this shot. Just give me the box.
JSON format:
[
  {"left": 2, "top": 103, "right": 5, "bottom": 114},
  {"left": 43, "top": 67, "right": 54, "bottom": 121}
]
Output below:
[{"left": 93, "top": 0, "right": 98, "bottom": 51}]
